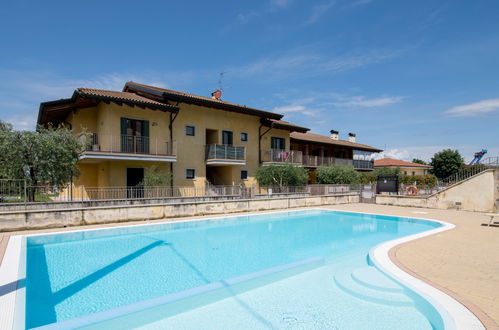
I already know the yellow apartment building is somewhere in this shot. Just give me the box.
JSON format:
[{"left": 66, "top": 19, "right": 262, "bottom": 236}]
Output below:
[{"left": 37, "top": 81, "right": 381, "bottom": 196}]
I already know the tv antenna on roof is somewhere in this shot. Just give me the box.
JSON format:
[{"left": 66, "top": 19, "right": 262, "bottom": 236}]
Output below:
[
  {"left": 218, "top": 71, "right": 226, "bottom": 91},
  {"left": 211, "top": 72, "right": 227, "bottom": 100}
]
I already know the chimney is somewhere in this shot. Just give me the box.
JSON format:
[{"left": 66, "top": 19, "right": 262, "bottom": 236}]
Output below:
[
  {"left": 348, "top": 133, "right": 356, "bottom": 143},
  {"left": 211, "top": 89, "right": 222, "bottom": 100},
  {"left": 330, "top": 130, "right": 339, "bottom": 140}
]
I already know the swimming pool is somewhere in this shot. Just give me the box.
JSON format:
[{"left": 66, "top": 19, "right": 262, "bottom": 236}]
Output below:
[{"left": 0, "top": 209, "right": 484, "bottom": 329}]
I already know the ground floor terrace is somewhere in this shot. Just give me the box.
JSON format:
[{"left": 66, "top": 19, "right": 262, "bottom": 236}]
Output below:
[{"left": 0, "top": 204, "right": 497, "bottom": 329}]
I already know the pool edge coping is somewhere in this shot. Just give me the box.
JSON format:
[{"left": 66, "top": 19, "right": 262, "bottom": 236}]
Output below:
[{"left": 0, "top": 207, "right": 489, "bottom": 329}]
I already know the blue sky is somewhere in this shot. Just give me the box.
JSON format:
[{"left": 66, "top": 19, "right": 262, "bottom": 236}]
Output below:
[{"left": 0, "top": 0, "right": 498, "bottom": 162}]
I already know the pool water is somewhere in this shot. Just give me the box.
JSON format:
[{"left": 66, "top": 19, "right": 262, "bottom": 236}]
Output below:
[{"left": 26, "top": 210, "right": 443, "bottom": 329}]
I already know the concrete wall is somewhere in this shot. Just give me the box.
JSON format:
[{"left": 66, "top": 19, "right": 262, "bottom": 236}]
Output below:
[
  {"left": 0, "top": 194, "right": 359, "bottom": 232},
  {"left": 376, "top": 169, "right": 497, "bottom": 212}
]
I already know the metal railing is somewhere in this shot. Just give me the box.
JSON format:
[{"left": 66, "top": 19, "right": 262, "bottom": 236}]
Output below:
[
  {"left": 439, "top": 165, "right": 489, "bottom": 184},
  {"left": 256, "top": 184, "right": 361, "bottom": 196},
  {"left": 353, "top": 159, "right": 374, "bottom": 169},
  {"left": 482, "top": 156, "right": 499, "bottom": 167},
  {"left": 302, "top": 155, "right": 353, "bottom": 167},
  {"left": 261, "top": 149, "right": 303, "bottom": 164},
  {"left": 0, "top": 180, "right": 370, "bottom": 211},
  {"left": 205, "top": 144, "right": 245, "bottom": 161},
  {"left": 0, "top": 179, "right": 25, "bottom": 203},
  {"left": 83, "top": 133, "right": 176, "bottom": 156}
]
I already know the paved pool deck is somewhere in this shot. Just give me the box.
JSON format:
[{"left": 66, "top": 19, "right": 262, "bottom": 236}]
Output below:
[{"left": 0, "top": 204, "right": 498, "bottom": 328}]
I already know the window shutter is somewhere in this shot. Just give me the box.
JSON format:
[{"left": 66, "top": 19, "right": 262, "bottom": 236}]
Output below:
[
  {"left": 120, "top": 118, "right": 127, "bottom": 136},
  {"left": 142, "top": 120, "right": 149, "bottom": 137},
  {"left": 142, "top": 120, "right": 150, "bottom": 153},
  {"left": 120, "top": 118, "right": 127, "bottom": 152}
]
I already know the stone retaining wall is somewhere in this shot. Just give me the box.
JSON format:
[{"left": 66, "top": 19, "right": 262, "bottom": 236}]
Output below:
[
  {"left": 376, "top": 169, "right": 497, "bottom": 212},
  {"left": 0, "top": 194, "right": 359, "bottom": 232}
]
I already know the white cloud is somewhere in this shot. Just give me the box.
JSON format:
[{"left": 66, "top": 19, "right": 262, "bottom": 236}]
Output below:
[
  {"left": 235, "top": 0, "right": 293, "bottom": 24},
  {"left": 231, "top": 49, "right": 404, "bottom": 79},
  {"left": 328, "top": 95, "right": 404, "bottom": 108},
  {"left": 270, "top": 0, "right": 293, "bottom": 8},
  {"left": 237, "top": 11, "right": 260, "bottom": 23},
  {"left": 273, "top": 104, "right": 306, "bottom": 113},
  {"left": 305, "top": 1, "right": 336, "bottom": 25},
  {"left": 304, "top": 0, "right": 373, "bottom": 25},
  {"left": 375, "top": 148, "right": 410, "bottom": 161},
  {"left": 349, "top": 0, "right": 373, "bottom": 7},
  {"left": 444, "top": 98, "right": 499, "bottom": 117},
  {"left": 5, "top": 115, "right": 37, "bottom": 131}
]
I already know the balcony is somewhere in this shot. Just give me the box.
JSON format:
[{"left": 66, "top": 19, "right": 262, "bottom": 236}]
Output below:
[
  {"left": 80, "top": 133, "right": 176, "bottom": 162},
  {"left": 205, "top": 144, "right": 246, "bottom": 165},
  {"left": 302, "top": 155, "right": 353, "bottom": 167},
  {"left": 353, "top": 159, "right": 374, "bottom": 170},
  {"left": 261, "top": 149, "right": 303, "bottom": 164}
]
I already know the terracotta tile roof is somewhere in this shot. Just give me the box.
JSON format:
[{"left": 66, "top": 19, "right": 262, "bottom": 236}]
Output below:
[
  {"left": 374, "top": 158, "right": 432, "bottom": 168},
  {"left": 38, "top": 87, "right": 179, "bottom": 126},
  {"left": 124, "top": 81, "right": 283, "bottom": 119},
  {"left": 261, "top": 118, "right": 309, "bottom": 133},
  {"left": 290, "top": 132, "right": 382, "bottom": 152},
  {"left": 76, "top": 88, "right": 178, "bottom": 112}
]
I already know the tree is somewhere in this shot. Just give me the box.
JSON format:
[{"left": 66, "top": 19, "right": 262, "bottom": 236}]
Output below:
[
  {"left": 256, "top": 164, "right": 308, "bottom": 188},
  {"left": 429, "top": 149, "right": 464, "bottom": 179},
  {"left": 0, "top": 121, "right": 87, "bottom": 200},
  {"left": 316, "top": 165, "right": 360, "bottom": 184},
  {"left": 412, "top": 158, "right": 426, "bottom": 165},
  {"left": 140, "top": 165, "right": 172, "bottom": 186}
]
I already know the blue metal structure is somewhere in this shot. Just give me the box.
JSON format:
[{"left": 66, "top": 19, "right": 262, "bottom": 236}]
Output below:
[{"left": 469, "top": 149, "right": 487, "bottom": 165}]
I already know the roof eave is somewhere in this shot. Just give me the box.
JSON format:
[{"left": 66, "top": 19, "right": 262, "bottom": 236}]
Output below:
[
  {"left": 260, "top": 118, "right": 309, "bottom": 133},
  {"left": 290, "top": 137, "right": 382, "bottom": 152},
  {"left": 76, "top": 90, "right": 179, "bottom": 113}
]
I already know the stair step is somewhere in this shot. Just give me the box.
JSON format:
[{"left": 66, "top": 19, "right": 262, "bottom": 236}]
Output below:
[
  {"left": 334, "top": 269, "right": 414, "bottom": 307},
  {"left": 351, "top": 267, "right": 404, "bottom": 293}
]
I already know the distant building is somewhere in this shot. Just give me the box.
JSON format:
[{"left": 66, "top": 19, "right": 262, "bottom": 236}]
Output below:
[{"left": 374, "top": 158, "right": 432, "bottom": 176}]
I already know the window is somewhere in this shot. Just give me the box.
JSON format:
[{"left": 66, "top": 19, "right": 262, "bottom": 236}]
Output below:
[
  {"left": 240, "top": 132, "right": 248, "bottom": 142},
  {"left": 186, "top": 168, "right": 196, "bottom": 179},
  {"left": 185, "top": 125, "right": 195, "bottom": 136},
  {"left": 120, "top": 118, "right": 149, "bottom": 153},
  {"left": 412, "top": 171, "right": 415, "bottom": 176},
  {"left": 222, "top": 130, "right": 233, "bottom": 145},
  {"left": 404, "top": 171, "right": 408, "bottom": 175},
  {"left": 271, "top": 137, "right": 285, "bottom": 150},
  {"left": 241, "top": 170, "right": 248, "bottom": 180}
]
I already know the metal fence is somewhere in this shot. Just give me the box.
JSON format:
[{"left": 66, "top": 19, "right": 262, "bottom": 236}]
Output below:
[{"left": 0, "top": 180, "right": 373, "bottom": 211}]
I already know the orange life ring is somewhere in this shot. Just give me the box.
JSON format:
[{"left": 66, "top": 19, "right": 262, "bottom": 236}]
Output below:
[{"left": 406, "top": 185, "right": 419, "bottom": 196}]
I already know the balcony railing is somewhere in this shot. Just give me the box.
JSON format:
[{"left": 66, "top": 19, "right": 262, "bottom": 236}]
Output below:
[
  {"left": 205, "top": 144, "right": 245, "bottom": 161},
  {"left": 353, "top": 159, "right": 374, "bottom": 169},
  {"left": 261, "top": 149, "right": 303, "bottom": 164},
  {"left": 302, "top": 155, "right": 353, "bottom": 167},
  {"left": 84, "top": 133, "right": 176, "bottom": 156}
]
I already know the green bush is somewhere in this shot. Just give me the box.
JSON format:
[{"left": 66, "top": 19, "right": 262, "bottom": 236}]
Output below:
[
  {"left": 400, "top": 174, "right": 437, "bottom": 188},
  {"left": 139, "top": 165, "right": 172, "bottom": 187},
  {"left": 256, "top": 165, "right": 308, "bottom": 187},
  {"left": 316, "top": 165, "right": 360, "bottom": 184}
]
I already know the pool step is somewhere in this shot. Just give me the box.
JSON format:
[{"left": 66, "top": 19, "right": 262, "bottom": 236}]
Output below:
[
  {"left": 351, "top": 267, "right": 405, "bottom": 293},
  {"left": 334, "top": 267, "right": 414, "bottom": 307}
]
